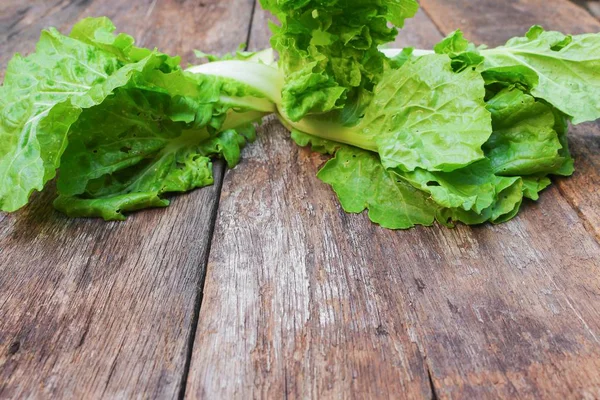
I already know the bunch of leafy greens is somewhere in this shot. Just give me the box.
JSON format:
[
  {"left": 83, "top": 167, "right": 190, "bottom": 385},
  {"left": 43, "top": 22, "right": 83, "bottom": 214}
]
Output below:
[
  {"left": 1, "top": 4, "right": 599, "bottom": 230},
  {"left": 260, "top": 0, "right": 418, "bottom": 125},
  {"left": 0, "top": 17, "right": 272, "bottom": 220}
]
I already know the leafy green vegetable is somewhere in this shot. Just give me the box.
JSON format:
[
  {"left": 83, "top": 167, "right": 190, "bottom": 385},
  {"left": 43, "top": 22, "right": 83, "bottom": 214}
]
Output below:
[
  {"left": 482, "top": 26, "right": 600, "bottom": 124},
  {"left": 397, "top": 160, "right": 504, "bottom": 214},
  {"left": 0, "top": 17, "right": 268, "bottom": 219},
  {"left": 433, "top": 29, "right": 484, "bottom": 71},
  {"left": 317, "top": 146, "right": 436, "bottom": 229},
  {"left": 522, "top": 176, "right": 552, "bottom": 201},
  {"left": 484, "top": 88, "right": 566, "bottom": 176},
  {"left": 281, "top": 53, "right": 492, "bottom": 172},
  {"left": 270, "top": 24, "right": 600, "bottom": 229},
  {"left": 260, "top": 0, "right": 419, "bottom": 124},
  {"left": 55, "top": 88, "right": 257, "bottom": 220},
  {"left": 366, "top": 54, "right": 491, "bottom": 172},
  {"left": 0, "top": 25, "right": 159, "bottom": 212},
  {"left": 1, "top": 7, "right": 599, "bottom": 229}
]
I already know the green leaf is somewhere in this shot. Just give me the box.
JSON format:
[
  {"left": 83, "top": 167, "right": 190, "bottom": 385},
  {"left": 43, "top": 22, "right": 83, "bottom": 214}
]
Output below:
[
  {"left": 0, "top": 17, "right": 268, "bottom": 218},
  {"left": 55, "top": 88, "right": 256, "bottom": 220},
  {"left": 0, "top": 25, "right": 163, "bottom": 212},
  {"left": 70, "top": 17, "right": 181, "bottom": 69},
  {"left": 552, "top": 109, "right": 574, "bottom": 176},
  {"left": 53, "top": 193, "right": 170, "bottom": 221},
  {"left": 484, "top": 88, "right": 565, "bottom": 176},
  {"left": 437, "top": 177, "right": 523, "bottom": 226},
  {"left": 434, "top": 30, "right": 484, "bottom": 71},
  {"left": 290, "top": 130, "right": 341, "bottom": 155},
  {"left": 387, "top": 47, "right": 415, "bottom": 69},
  {"left": 364, "top": 54, "right": 492, "bottom": 172},
  {"left": 281, "top": 61, "right": 348, "bottom": 121},
  {"left": 261, "top": 0, "right": 419, "bottom": 122},
  {"left": 317, "top": 146, "right": 437, "bottom": 229},
  {"left": 383, "top": 0, "right": 419, "bottom": 28},
  {"left": 397, "top": 160, "right": 500, "bottom": 213},
  {"left": 68, "top": 17, "right": 135, "bottom": 61},
  {"left": 522, "top": 176, "right": 552, "bottom": 200},
  {"left": 482, "top": 26, "right": 600, "bottom": 124}
]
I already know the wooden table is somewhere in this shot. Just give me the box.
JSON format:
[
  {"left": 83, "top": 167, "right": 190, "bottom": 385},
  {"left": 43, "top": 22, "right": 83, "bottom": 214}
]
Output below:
[{"left": 1, "top": 1, "right": 599, "bottom": 398}]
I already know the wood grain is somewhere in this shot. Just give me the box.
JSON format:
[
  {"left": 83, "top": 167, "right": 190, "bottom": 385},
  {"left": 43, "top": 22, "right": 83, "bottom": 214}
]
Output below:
[
  {"left": 3, "top": 1, "right": 600, "bottom": 398},
  {"left": 400, "top": 0, "right": 600, "bottom": 398},
  {"left": 186, "top": 3, "right": 600, "bottom": 400},
  {"left": 392, "top": 9, "right": 443, "bottom": 50},
  {"left": 558, "top": 121, "right": 600, "bottom": 239},
  {"left": 186, "top": 116, "right": 434, "bottom": 399},
  {"left": 588, "top": 1, "right": 600, "bottom": 20},
  {"left": 0, "top": 0, "right": 254, "bottom": 398},
  {"left": 186, "top": 8, "right": 433, "bottom": 399},
  {"left": 0, "top": 0, "right": 253, "bottom": 79},
  {"left": 418, "top": 0, "right": 600, "bottom": 47}
]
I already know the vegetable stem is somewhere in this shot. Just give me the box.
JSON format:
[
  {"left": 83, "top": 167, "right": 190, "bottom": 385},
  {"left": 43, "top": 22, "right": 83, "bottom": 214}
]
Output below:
[
  {"left": 277, "top": 112, "right": 378, "bottom": 152},
  {"left": 187, "top": 60, "right": 284, "bottom": 104}
]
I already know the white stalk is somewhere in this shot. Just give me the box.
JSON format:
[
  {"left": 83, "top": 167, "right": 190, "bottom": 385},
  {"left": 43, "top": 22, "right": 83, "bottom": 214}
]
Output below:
[
  {"left": 380, "top": 48, "right": 435, "bottom": 58},
  {"left": 187, "top": 60, "right": 284, "bottom": 104}
]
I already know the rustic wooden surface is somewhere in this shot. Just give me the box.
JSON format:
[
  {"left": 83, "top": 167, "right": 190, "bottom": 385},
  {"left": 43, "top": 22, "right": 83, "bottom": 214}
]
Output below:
[
  {"left": 590, "top": 2, "right": 600, "bottom": 19},
  {"left": 1, "top": 1, "right": 600, "bottom": 399},
  {"left": 0, "top": 0, "right": 254, "bottom": 398}
]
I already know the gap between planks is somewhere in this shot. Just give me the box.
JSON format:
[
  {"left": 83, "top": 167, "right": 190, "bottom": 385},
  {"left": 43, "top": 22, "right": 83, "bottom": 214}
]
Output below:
[
  {"left": 178, "top": 1, "right": 258, "bottom": 398},
  {"left": 178, "top": 162, "right": 227, "bottom": 400}
]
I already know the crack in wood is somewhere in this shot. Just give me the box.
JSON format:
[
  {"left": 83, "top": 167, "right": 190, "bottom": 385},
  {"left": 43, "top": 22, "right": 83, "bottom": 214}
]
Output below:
[
  {"left": 427, "top": 367, "right": 439, "bottom": 400},
  {"left": 556, "top": 183, "right": 600, "bottom": 246},
  {"left": 178, "top": 3, "right": 258, "bottom": 396},
  {"left": 245, "top": 0, "right": 258, "bottom": 51},
  {"left": 177, "top": 163, "right": 226, "bottom": 400}
]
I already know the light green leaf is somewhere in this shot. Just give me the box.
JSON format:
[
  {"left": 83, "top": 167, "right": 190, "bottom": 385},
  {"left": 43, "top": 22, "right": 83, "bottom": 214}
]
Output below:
[
  {"left": 290, "top": 130, "right": 341, "bottom": 155},
  {"left": 552, "top": 109, "right": 574, "bottom": 176},
  {"left": 0, "top": 26, "right": 161, "bottom": 212},
  {"left": 437, "top": 177, "right": 523, "bottom": 226},
  {"left": 56, "top": 88, "right": 256, "bottom": 220},
  {"left": 53, "top": 193, "right": 170, "bottom": 221},
  {"left": 384, "top": 0, "right": 419, "bottom": 28},
  {"left": 397, "top": 160, "right": 499, "bottom": 213},
  {"left": 482, "top": 26, "right": 600, "bottom": 124},
  {"left": 0, "top": 17, "right": 267, "bottom": 218},
  {"left": 261, "top": 0, "right": 418, "bottom": 122},
  {"left": 434, "top": 30, "right": 484, "bottom": 71},
  {"left": 364, "top": 54, "right": 491, "bottom": 172},
  {"left": 484, "top": 88, "right": 565, "bottom": 176},
  {"left": 522, "top": 176, "right": 552, "bottom": 200},
  {"left": 317, "top": 146, "right": 437, "bottom": 229},
  {"left": 70, "top": 17, "right": 181, "bottom": 69}
]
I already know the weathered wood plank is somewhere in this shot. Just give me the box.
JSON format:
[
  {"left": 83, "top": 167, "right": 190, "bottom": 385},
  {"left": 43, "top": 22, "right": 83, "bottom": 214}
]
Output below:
[
  {"left": 418, "top": 0, "right": 600, "bottom": 46},
  {"left": 187, "top": 3, "right": 600, "bottom": 399},
  {"left": 392, "top": 9, "right": 443, "bottom": 50},
  {"left": 0, "top": 0, "right": 89, "bottom": 80},
  {"left": 186, "top": 116, "right": 434, "bottom": 399},
  {"left": 184, "top": 8, "right": 443, "bottom": 399},
  {"left": 410, "top": 0, "right": 600, "bottom": 397},
  {"left": 0, "top": 0, "right": 255, "bottom": 398},
  {"left": 558, "top": 121, "right": 600, "bottom": 239},
  {"left": 588, "top": 1, "right": 600, "bottom": 20}
]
